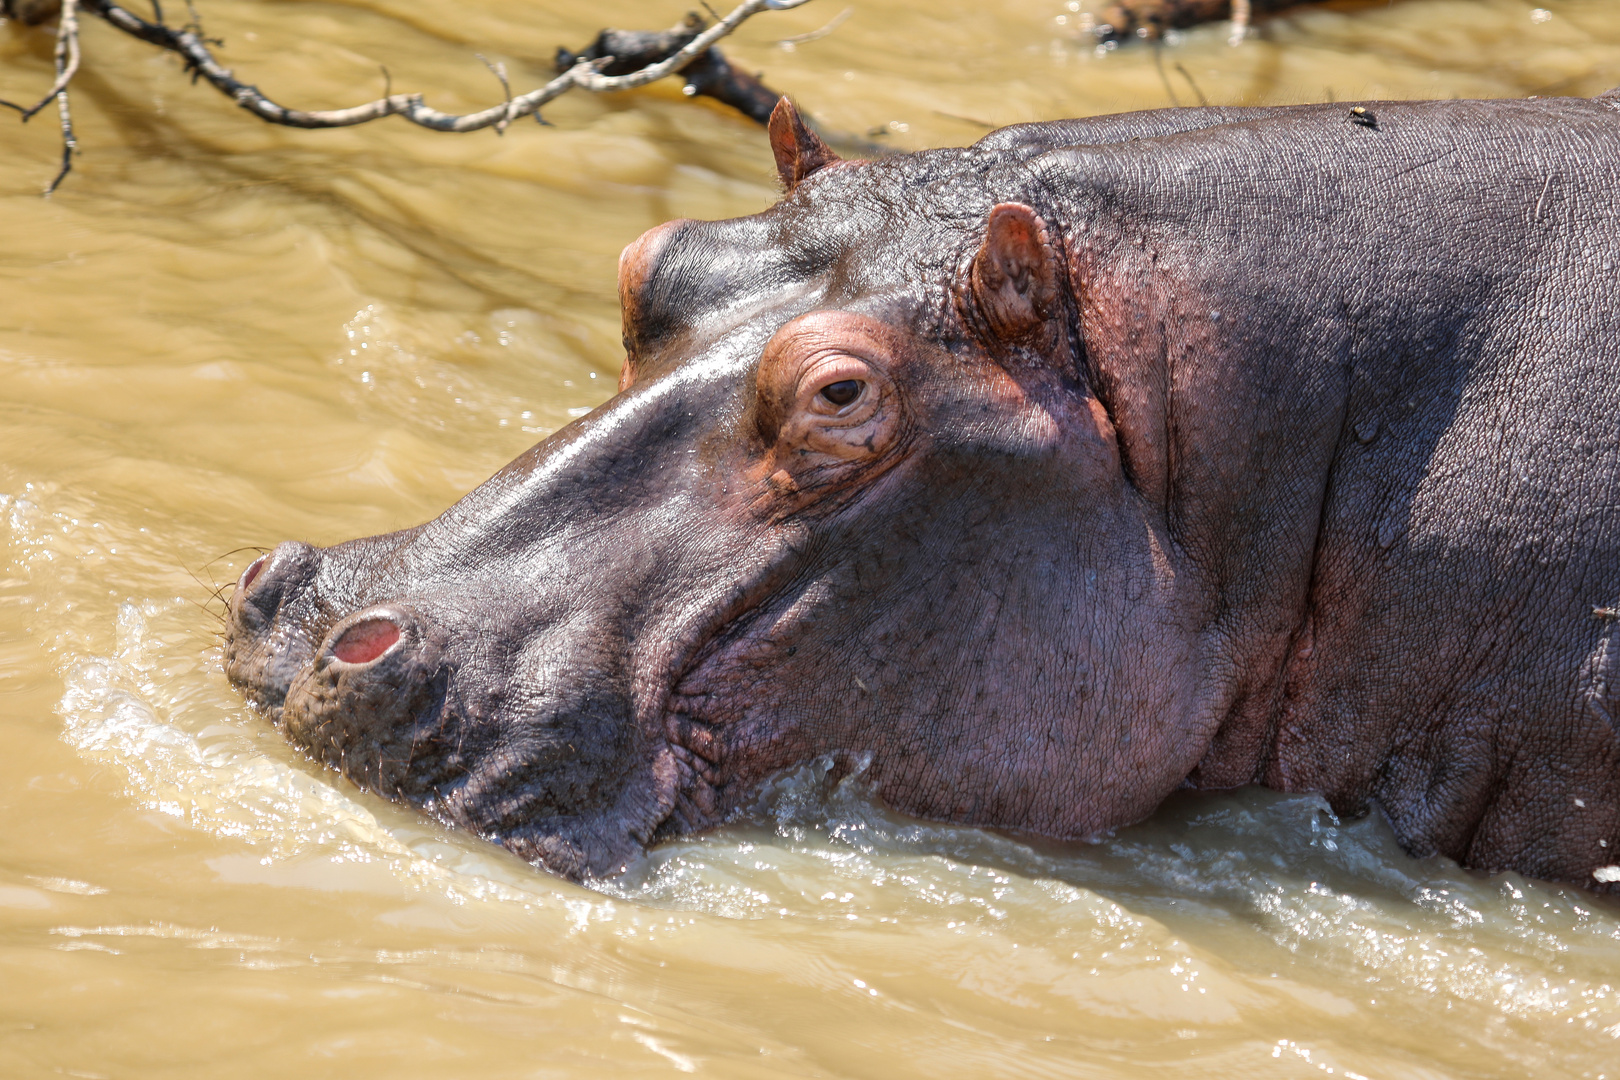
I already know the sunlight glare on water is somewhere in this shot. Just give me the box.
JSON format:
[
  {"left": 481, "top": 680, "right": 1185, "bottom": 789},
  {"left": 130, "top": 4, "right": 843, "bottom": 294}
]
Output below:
[{"left": 3, "top": 0, "right": 1620, "bottom": 1075}]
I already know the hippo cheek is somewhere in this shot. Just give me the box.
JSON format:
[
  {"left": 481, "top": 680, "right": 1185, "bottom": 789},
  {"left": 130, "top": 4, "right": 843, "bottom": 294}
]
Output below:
[
  {"left": 279, "top": 607, "right": 448, "bottom": 798},
  {"left": 434, "top": 742, "right": 683, "bottom": 883},
  {"left": 425, "top": 658, "right": 683, "bottom": 882}
]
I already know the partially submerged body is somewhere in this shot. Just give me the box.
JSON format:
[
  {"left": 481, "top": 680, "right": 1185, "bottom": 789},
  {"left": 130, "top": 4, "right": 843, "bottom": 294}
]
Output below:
[{"left": 226, "top": 92, "right": 1620, "bottom": 888}]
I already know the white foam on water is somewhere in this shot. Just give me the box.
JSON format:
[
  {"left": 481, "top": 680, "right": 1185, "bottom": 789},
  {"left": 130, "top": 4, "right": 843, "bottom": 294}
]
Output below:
[{"left": 3, "top": 489, "right": 599, "bottom": 920}]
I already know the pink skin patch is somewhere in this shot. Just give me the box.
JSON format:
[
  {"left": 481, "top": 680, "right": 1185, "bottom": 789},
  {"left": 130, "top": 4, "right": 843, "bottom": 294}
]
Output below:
[
  {"left": 240, "top": 555, "right": 266, "bottom": 591},
  {"left": 332, "top": 618, "right": 401, "bottom": 665}
]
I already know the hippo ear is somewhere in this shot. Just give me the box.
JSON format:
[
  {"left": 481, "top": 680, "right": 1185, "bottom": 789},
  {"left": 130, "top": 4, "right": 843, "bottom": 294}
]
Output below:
[
  {"left": 967, "top": 203, "right": 1064, "bottom": 359},
  {"left": 769, "top": 97, "right": 840, "bottom": 192}
]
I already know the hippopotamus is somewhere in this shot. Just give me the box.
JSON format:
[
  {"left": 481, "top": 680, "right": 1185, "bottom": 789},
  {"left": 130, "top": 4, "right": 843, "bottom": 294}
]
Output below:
[{"left": 225, "top": 92, "right": 1620, "bottom": 888}]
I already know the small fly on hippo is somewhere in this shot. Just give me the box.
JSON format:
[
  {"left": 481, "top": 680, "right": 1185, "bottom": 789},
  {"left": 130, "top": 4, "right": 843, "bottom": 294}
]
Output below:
[{"left": 226, "top": 92, "right": 1620, "bottom": 888}]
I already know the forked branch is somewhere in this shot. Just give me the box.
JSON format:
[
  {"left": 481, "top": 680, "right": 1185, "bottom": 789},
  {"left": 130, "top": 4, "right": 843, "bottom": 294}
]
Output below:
[
  {"left": 0, "top": 0, "right": 79, "bottom": 120},
  {"left": 77, "top": 0, "right": 812, "bottom": 131},
  {"left": 0, "top": 0, "right": 82, "bottom": 193},
  {"left": 2, "top": 0, "right": 814, "bottom": 193}
]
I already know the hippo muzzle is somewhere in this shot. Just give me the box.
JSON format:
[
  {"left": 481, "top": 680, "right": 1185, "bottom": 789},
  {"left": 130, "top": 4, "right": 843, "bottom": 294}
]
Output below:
[
  {"left": 226, "top": 524, "right": 685, "bottom": 878},
  {"left": 227, "top": 545, "right": 448, "bottom": 792},
  {"left": 222, "top": 338, "right": 801, "bottom": 879}
]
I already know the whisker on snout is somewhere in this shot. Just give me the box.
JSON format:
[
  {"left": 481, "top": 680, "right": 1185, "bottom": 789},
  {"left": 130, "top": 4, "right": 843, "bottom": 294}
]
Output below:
[{"left": 185, "top": 546, "right": 269, "bottom": 628}]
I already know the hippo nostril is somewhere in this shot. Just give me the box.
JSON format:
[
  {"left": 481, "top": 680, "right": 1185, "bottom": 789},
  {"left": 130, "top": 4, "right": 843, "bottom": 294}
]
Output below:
[
  {"left": 231, "top": 541, "right": 319, "bottom": 619},
  {"left": 223, "top": 540, "right": 327, "bottom": 712},
  {"left": 239, "top": 554, "right": 267, "bottom": 592},
  {"left": 332, "top": 617, "right": 401, "bottom": 665}
]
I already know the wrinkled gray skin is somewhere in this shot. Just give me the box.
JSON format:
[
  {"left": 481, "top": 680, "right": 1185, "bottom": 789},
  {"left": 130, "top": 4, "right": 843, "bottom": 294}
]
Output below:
[{"left": 226, "top": 92, "right": 1620, "bottom": 888}]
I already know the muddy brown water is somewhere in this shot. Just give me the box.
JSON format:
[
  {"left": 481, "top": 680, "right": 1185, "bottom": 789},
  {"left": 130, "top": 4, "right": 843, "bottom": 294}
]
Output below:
[{"left": 3, "top": 0, "right": 1620, "bottom": 1075}]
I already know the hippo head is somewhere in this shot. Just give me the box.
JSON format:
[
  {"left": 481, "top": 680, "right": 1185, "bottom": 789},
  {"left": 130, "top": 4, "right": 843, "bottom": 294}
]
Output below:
[{"left": 225, "top": 102, "right": 1202, "bottom": 881}]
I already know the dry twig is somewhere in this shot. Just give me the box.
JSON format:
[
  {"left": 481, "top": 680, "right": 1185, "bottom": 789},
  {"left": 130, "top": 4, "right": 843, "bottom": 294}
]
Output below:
[
  {"left": 46, "top": 18, "right": 78, "bottom": 195},
  {"left": 0, "top": 0, "right": 83, "bottom": 193},
  {"left": 473, "top": 53, "right": 515, "bottom": 135},
  {"left": 554, "top": 12, "right": 789, "bottom": 125},
  {"left": 776, "top": 6, "right": 850, "bottom": 49},
  {"left": 0, "top": 0, "right": 81, "bottom": 121}
]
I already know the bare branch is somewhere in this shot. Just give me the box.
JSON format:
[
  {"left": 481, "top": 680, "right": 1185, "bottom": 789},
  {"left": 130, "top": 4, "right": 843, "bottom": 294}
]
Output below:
[
  {"left": 776, "top": 6, "right": 850, "bottom": 49},
  {"left": 11, "top": 0, "right": 82, "bottom": 121},
  {"left": 44, "top": 1, "right": 80, "bottom": 194},
  {"left": 558, "top": 14, "right": 788, "bottom": 125},
  {"left": 569, "top": 0, "right": 813, "bottom": 93},
  {"left": 75, "top": 0, "right": 813, "bottom": 133},
  {"left": 474, "top": 53, "right": 514, "bottom": 135},
  {"left": 45, "top": 79, "right": 77, "bottom": 195}
]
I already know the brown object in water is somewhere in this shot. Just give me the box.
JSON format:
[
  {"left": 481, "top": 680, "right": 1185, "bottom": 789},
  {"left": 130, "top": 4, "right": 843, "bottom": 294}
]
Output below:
[
  {"left": 2, "top": 0, "right": 62, "bottom": 26},
  {"left": 1094, "top": 0, "right": 1297, "bottom": 40}
]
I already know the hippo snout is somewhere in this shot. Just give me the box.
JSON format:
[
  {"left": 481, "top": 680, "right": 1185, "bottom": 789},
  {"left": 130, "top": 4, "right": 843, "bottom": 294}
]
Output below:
[
  {"left": 224, "top": 540, "right": 325, "bottom": 712},
  {"left": 280, "top": 606, "right": 449, "bottom": 796}
]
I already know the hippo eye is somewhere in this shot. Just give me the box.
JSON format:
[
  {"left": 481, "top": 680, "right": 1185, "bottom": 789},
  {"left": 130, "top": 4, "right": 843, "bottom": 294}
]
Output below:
[{"left": 819, "top": 380, "right": 863, "bottom": 408}]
